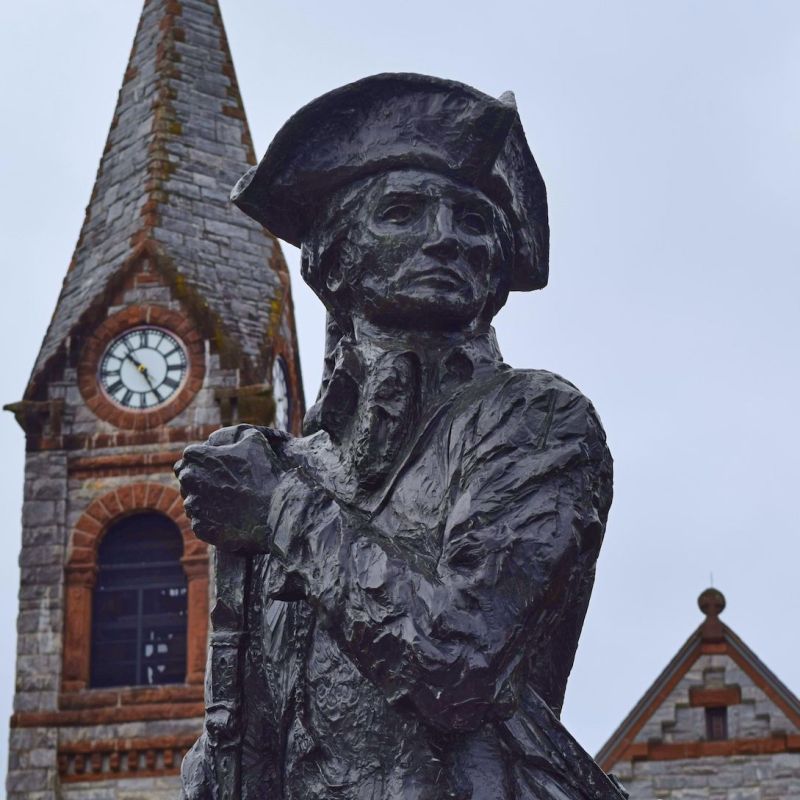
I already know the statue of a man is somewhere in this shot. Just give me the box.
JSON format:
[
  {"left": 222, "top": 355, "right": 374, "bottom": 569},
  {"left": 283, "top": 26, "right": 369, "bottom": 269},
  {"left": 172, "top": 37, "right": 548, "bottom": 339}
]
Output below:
[{"left": 177, "top": 74, "right": 625, "bottom": 800}]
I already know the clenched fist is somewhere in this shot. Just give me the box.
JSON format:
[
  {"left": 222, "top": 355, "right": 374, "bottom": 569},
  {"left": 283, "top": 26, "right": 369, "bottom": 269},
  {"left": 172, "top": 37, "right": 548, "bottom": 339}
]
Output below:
[{"left": 174, "top": 425, "right": 284, "bottom": 554}]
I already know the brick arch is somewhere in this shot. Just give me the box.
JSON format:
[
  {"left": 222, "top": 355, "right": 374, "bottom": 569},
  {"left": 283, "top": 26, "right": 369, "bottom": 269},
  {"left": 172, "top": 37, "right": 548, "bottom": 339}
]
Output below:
[
  {"left": 68, "top": 483, "right": 205, "bottom": 565},
  {"left": 63, "top": 483, "right": 208, "bottom": 693}
]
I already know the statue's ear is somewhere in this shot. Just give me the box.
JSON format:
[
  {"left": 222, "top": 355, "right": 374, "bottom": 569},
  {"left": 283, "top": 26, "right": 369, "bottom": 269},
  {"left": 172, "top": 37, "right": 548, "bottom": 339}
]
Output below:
[
  {"left": 325, "top": 256, "right": 345, "bottom": 294},
  {"left": 302, "top": 238, "right": 352, "bottom": 334},
  {"left": 302, "top": 235, "right": 345, "bottom": 295}
]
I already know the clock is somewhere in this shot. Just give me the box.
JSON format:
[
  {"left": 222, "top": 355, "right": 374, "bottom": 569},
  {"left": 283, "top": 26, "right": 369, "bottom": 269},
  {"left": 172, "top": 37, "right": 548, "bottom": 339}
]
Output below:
[
  {"left": 271, "top": 356, "right": 291, "bottom": 431},
  {"left": 79, "top": 305, "right": 204, "bottom": 429},
  {"left": 99, "top": 327, "right": 188, "bottom": 409}
]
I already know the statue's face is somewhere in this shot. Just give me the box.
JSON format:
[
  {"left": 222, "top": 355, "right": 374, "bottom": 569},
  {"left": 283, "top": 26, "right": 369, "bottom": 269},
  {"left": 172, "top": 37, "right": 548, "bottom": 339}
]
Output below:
[{"left": 328, "top": 170, "right": 507, "bottom": 331}]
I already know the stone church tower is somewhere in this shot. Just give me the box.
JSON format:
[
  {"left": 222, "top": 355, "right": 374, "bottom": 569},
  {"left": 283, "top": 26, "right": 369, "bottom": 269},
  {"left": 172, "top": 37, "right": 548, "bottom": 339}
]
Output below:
[
  {"left": 5, "top": 1, "right": 303, "bottom": 797},
  {"left": 598, "top": 589, "right": 800, "bottom": 799}
]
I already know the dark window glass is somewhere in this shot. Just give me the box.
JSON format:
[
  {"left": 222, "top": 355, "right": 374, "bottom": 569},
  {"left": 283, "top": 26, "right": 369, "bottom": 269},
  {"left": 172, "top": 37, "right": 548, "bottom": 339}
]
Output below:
[
  {"left": 91, "top": 512, "right": 187, "bottom": 688},
  {"left": 705, "top": 706, "right": 728, "bottom": 741}
]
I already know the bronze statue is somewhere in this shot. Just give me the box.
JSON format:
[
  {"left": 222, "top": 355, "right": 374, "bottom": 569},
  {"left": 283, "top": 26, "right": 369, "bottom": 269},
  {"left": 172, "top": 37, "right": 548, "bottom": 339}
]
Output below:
[{"left": 176, "top": 73, "right": 625, "bottom": 800}]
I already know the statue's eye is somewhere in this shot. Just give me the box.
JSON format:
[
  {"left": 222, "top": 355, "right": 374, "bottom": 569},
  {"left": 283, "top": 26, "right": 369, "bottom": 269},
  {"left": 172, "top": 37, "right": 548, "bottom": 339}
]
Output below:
[
  {"left": 459, "top": 212, "right": 488, "bottom": 235},
  {"left": 379, "top": 203, "right": 416, "bottom": 224}
]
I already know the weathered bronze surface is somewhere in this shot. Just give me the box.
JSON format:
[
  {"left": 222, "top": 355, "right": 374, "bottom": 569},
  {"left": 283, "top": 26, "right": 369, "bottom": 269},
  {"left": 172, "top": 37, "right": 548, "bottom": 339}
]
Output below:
[{"left": 177, "top": 73, "right": 624, "bottom": 800}]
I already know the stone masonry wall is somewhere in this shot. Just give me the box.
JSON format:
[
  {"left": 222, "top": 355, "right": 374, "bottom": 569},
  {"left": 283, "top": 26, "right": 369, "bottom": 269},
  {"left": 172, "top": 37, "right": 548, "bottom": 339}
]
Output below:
[
  {"left": 614, "top": 752, "right": 800, "bottom": 799},
  {"left": 7, "top": 451, "right": 68, "bottom": 798},
  {"left": 60, "top": 774, "right": 181, "bottom": 800},
  {"left": 7, "top": 727, "right": 59, "bottom": 800}
]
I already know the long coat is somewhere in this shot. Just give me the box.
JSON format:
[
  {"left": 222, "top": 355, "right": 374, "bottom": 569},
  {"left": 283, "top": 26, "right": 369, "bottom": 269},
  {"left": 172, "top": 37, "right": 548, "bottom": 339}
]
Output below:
[{"left": 183, "top": 332, "right": 625, "bottom": 800}]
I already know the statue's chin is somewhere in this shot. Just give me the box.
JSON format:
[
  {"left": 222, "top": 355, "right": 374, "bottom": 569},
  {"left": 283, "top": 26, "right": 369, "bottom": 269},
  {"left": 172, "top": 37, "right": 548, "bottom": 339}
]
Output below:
[{"left": 361, "top": 294, "right": 487, "bottom": 333}]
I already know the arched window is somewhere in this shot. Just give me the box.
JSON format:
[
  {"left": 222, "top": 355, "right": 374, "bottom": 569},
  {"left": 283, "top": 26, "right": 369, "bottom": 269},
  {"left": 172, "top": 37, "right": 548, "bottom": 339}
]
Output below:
[{"left": 91, "top": 512, "right": 188, "bottom": 688}]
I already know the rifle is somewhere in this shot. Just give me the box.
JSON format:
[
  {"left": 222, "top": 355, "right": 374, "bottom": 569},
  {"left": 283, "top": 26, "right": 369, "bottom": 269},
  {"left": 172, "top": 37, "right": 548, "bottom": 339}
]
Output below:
[
  {"left": 205, "top": 547, "right": 250, "bottom": 800},
  {"left": 178, "top": 423, "right": 282, "bottom": 799}
]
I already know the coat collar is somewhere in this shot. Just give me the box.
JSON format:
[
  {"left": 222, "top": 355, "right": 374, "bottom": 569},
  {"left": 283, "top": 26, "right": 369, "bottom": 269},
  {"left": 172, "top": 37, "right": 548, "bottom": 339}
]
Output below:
[
  {"left": 296, "top": 327, "right": 507, "bottom": 508},
  {"left": 311, "top": 326, "right": 506, "bottom": 433}
]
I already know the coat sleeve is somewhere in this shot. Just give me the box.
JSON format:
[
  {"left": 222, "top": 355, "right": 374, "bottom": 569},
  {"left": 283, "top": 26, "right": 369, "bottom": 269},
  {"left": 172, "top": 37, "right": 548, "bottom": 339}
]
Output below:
[{"left": 266, "top": 373, "right": 613, "bottom": 733}]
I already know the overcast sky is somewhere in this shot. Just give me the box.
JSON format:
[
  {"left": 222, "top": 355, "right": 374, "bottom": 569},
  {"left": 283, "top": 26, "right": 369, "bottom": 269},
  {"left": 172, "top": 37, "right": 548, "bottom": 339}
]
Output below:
[{"left": 1, "top": 0, "right": 799, "bottom": 783}]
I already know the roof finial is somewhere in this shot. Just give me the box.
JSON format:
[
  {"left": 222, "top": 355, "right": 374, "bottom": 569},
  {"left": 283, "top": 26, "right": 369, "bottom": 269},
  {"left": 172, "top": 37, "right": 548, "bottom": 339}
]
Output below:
[{"left": 698, "top": 587, "right": 726, "bottom": 642}]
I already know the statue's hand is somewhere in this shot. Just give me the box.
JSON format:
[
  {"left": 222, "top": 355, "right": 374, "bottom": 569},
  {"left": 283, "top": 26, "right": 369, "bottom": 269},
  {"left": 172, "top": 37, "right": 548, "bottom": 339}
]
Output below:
[{"left": 175, "top": 425, "right": 282, "bottom": 554}]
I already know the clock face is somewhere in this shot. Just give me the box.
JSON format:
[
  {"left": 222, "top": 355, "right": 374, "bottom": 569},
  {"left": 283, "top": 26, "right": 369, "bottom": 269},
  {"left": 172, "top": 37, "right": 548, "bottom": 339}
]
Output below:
[
  {"left": 99, "top": 327, "right": 188, "bottom": 409},
  {"left": 271, "top": 356, "right": 290, "bottom": 431}
]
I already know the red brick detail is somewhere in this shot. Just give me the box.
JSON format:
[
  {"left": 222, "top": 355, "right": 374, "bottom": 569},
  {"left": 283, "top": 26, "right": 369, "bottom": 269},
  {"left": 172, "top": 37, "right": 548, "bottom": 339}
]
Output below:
[
  {"left": 58, "top": 733, "right": 198, "bottom": 783},
  {"left": 61, "top": 568, "right": 96, "bottom": 692},
  {"left": 222, "top": 105, "right": 245, "bottom": 120},
  {"left": 59, "top": 684, "right": 202, "bottom": 710},
  {"left": 63, "top": 483, "right": 209, "bottom": 697},
  {"left": 27, "top": 423, "right": 220, "bottom": 453},
  {"left": 700, "top": 641, "right": 728, "bottom": 655},
  {"left": 12, "top": 704, "right": 203, "bottom": 728},
  {"left": 77, "top": 304, "right": 205, "bottom": 431},
  {"left": 621, "top": 734, "right": 800, "bottom": 763},
  {"left": 689, "top": 686, "right": 742, "bottom": 707},
  {"left": 183, "top": 554, "right": 210, "bottom": 684}
]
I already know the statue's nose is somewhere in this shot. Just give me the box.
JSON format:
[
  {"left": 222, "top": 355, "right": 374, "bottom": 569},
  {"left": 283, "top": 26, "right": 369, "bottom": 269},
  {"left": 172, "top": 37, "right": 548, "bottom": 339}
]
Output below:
[{"left": 422, "top": 207, "right": 459, "bottom": 261}]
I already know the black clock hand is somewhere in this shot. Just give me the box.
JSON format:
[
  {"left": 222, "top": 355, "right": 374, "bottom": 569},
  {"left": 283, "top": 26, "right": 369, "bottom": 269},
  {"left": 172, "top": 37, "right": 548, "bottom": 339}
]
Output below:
[
  {"left": 120, "top": 341, "right": 146, "bottom": 371},
  {"left": 119, "top": 342, "right": 159, "bottom": 396},
  {"left": 141, "top": 368, "right": 158, "bottom": 393}
]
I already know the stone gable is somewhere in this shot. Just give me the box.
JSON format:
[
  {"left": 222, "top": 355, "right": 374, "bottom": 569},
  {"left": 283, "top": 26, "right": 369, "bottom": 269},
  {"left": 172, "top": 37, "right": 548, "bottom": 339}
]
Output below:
[
  {"left": 634, "top": 653, "right": 798, "bottom": 746},
  {"left": 599, "top": 590, "right": 800, "bottom": 800}
]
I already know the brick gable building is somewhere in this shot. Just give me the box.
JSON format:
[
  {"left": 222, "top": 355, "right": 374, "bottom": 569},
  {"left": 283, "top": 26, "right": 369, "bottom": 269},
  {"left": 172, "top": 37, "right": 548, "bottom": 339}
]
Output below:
[
  {"left": 598, "top": 589, "right": 800, "bottom": 799},
  {"left": 5, "top": 1, "right": 303, "bottom": 797}
]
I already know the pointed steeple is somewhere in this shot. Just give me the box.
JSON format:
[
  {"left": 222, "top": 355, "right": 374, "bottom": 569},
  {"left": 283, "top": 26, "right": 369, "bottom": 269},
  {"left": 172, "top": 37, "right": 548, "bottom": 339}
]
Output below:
[{"left": 26, "top": 0, "right": 298, "bottom": 400}]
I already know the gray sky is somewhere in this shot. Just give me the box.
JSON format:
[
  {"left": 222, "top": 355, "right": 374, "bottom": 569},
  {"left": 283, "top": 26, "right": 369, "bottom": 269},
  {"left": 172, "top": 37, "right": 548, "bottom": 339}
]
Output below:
[{"left": 1, "top": 0, "right": 799, "bottom": 782}]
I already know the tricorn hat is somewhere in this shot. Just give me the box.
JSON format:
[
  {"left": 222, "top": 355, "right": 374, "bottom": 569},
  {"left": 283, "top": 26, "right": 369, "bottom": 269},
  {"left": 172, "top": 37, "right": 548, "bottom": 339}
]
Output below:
[{"left": 231, "top": 73, "right": 549, "bottom": 291}]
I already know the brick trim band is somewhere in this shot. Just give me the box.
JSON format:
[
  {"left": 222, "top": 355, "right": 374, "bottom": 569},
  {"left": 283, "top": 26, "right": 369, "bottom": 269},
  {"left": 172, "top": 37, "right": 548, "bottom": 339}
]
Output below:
[
  {"left": 621, "top": 733, "right": 800, "bottom": 763},
  {"left": 58, "top": 732, "right": 198, "bottom": 783}
]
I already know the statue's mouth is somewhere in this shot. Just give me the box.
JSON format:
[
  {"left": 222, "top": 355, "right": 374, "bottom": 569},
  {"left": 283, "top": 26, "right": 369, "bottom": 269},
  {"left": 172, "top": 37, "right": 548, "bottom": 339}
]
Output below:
[{"left": 410, "top": 264, "right": 470, "bottom": 289}]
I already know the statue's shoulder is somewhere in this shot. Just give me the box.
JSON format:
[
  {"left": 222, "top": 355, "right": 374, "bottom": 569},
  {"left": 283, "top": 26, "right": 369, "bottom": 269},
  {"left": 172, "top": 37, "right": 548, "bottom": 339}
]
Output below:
[
  {"left": 481, "top": 366, "right": 600, "bottom": 413},
  {"left": 502, "top": 366, "right": 586, "bottom": 395},
  {"left": 460, "top": 366, "right": 609, "bottom": 452}
]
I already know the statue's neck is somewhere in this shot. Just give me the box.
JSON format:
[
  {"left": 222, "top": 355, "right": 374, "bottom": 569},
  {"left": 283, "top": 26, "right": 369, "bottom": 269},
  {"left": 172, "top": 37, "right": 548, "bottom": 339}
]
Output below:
[{"left": 350, "top": 316, "right": 487, "bottom": 361}]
